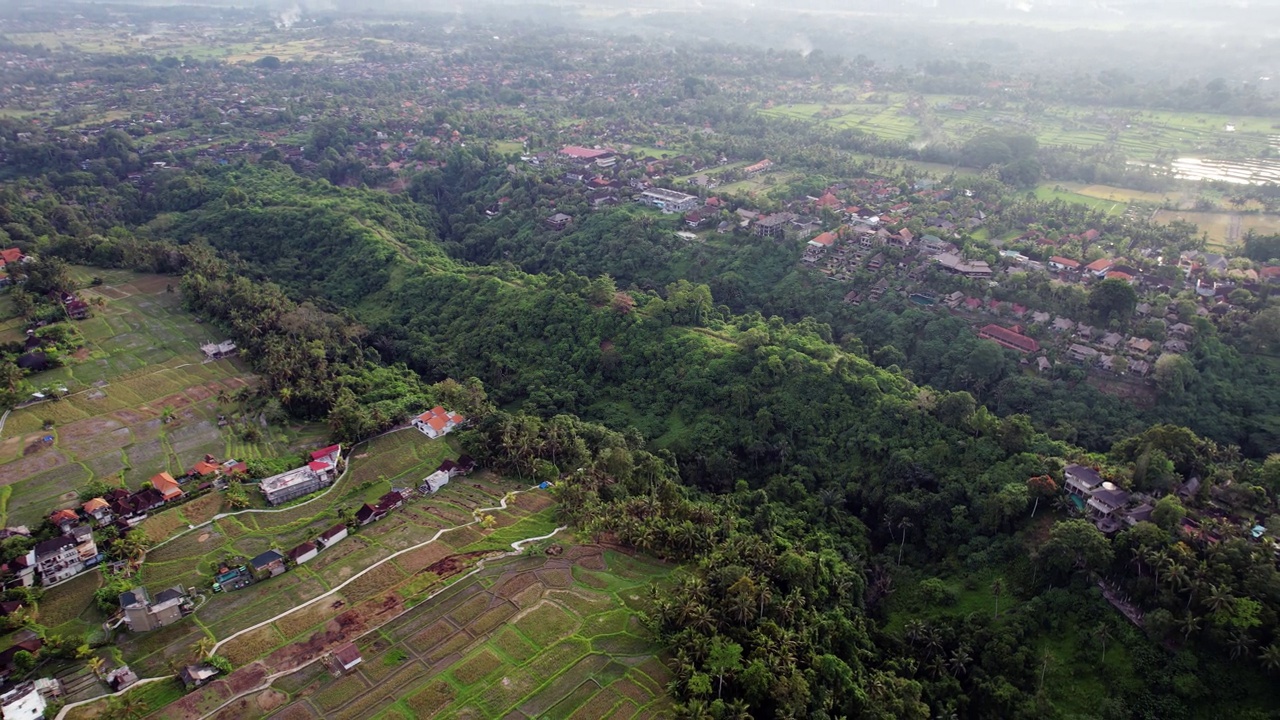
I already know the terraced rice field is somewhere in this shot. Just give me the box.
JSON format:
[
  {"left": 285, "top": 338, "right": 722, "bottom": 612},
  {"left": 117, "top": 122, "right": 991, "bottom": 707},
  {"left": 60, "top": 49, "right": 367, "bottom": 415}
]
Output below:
[
  {"left": 0, "top": 268, "right": 327, "bottom": 528},
  {"left": 263, "top": 545, "right": 673, "bottom": 720}
]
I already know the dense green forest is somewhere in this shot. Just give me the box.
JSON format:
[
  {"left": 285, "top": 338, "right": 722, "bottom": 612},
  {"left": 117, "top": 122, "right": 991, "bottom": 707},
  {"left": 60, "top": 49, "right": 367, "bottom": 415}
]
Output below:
[{"left": 0, "top": 155, "right": 1273, "bottom": 718}]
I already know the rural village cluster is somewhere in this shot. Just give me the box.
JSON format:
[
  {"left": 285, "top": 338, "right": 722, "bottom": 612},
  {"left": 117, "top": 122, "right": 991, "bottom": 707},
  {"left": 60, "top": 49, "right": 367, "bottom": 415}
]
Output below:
[{"left": 0, "top": 398, "right": 469, "bottom": 717}]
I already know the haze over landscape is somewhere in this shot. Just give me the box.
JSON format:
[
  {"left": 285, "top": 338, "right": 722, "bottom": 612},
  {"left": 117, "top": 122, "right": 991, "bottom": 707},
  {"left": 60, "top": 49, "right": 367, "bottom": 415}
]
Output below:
[{"left": 0, "top": 1, "right": 1276, "bottom": 719}]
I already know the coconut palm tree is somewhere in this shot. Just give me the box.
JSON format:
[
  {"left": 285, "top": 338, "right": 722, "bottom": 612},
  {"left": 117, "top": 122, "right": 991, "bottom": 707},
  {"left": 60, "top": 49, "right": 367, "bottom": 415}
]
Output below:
[
  {"left": 948, "top": 644, "right": 972, "bottom": 677},
  {"left": 1258, "top": 643, "right": 1280, "bottom": 673},
  {"left": 1179, "top": 613, "right": 1201, "bottom": 641},
  {"left": 896, "top": 516, "right": 913, "bottom": 566},
  {"left": 193, "top": 635, "right": 216, "bottom": 660},
  {"left": 1093, "top": 622, "right": 1113, "bottom": 662},
  {"left": 991, "top": 577, "right": 1005, "bottom": 620},
  {"left": 1205, "top": 585, "right": 1234, "bottom": 615},
  {"left": 1228, "top": 630, "right": 1254, "bottom": 660}
]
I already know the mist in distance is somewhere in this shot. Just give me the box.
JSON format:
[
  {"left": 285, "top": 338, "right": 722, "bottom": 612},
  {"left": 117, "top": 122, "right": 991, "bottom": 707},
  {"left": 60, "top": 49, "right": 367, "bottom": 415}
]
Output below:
[{"left": 12, "top": 0, "right": 1280, "bottom": 89}]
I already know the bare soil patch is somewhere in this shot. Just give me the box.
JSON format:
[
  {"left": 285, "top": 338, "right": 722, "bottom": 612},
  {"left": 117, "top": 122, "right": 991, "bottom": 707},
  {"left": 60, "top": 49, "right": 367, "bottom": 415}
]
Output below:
[
  {"left": 60, "top": 416, "right": 123, "bottom": 442},
  {"left": 155, "top": 392, "right": 192, "bottom": 409},
  {"left": 0, "top": 451, "right": 66, "bottom": 485},
  {"left": 264, "top": 594, "right": 405, "bottom": 673},
  {"left": 422, "top": 551, "right": 492, "bottom": 582},
  {"left": 395, "top": 543, "right": 452, "bottom": 574},
  {"left": 111, "top": 407, "right": 155, "bottom": 424}
]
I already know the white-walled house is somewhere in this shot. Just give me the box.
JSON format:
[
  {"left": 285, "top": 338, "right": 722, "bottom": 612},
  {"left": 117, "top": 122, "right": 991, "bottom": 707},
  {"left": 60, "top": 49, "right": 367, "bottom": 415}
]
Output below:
[{"left": 412, "top": 407, "right": 466, "bottom": 439}]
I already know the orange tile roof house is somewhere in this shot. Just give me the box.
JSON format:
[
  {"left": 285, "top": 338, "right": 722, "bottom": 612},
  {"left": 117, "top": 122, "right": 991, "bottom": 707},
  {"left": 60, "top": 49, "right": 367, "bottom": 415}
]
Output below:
[
  {"left": 149, "top": 473, "right": 183, "bottom": 502},
  {"left": 412, "top": 407, "right": 466, "bottom": 439}
]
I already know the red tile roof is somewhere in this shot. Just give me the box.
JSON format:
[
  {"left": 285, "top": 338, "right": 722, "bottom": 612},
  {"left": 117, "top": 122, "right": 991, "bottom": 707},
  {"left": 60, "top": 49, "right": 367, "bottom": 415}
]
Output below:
[
  {"left": 1085, "top": 258, "right": 1113, "bottom": 272},
  {"left": 1050, "top": 256, "right": 1080, "bottom": 269},
  {"left": 978, "top": 324, "right": 1040, "bottom": 353},
  {"left": 310, "top": 444, "right": 340, "bottom": 461}
]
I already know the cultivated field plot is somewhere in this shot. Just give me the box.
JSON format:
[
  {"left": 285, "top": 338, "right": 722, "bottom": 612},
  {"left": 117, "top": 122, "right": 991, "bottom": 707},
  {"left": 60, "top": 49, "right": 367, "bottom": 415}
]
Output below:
[
  {"left": 1153, "top": 209, "right": 1280, "bottom": 249},
  {"left": 760, "top": 95, "right": 1279, "bottom": 163},
  {"left": 98, "top": 490, "right": 556, "bottom": 719},
  {"left": 115, "top": 436, "right": 517, "bottom": 678},
  {"left": 264, "top": 545, "right": 674, "bottom": 720},
  {"left": 0, "top": 268, "right": 326, "bottom": 527}
]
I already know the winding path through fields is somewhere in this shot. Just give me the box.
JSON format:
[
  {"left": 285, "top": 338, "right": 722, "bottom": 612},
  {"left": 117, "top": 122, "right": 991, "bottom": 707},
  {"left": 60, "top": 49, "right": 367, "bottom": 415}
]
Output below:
[{"left": 54, "top": 487, "right": 565, "bottom": 720}]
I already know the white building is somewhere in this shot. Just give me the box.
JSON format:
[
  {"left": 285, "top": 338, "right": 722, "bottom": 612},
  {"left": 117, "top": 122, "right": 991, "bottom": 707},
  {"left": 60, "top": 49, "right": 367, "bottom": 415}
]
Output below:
[
  {"left": 639, "top": 188, "right": 699, "bottom": 214},
  {"left": 1, "top": 682, "right": 46, "bottom": 720},
  {"left": 422, "top": 470, "right": 451, "bottom": 494},
  {"left": 412, "top": 407, "right": 466, "bottom": 439}
]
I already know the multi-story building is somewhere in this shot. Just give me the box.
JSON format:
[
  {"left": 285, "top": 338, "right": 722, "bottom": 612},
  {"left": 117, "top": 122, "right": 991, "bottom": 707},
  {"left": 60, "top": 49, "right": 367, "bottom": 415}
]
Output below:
[
  {"left": 639, "top": 188, "right": 700, "bottom": 214},
  {"left": 120, "top": 586, "right": 191, "bottom": 632},
  {"left": 34, "top": 536, "right": 81, "bottom": 586},
  {"left": 260, "top": 445, "right": 342, "bottom": 506}
]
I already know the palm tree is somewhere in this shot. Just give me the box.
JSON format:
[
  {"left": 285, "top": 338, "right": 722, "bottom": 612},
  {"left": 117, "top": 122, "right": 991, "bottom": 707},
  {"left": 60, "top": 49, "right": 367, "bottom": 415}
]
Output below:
[
  {"left": 1259, "top": 643, "right": 1280, "bottom": 673},
  {"left": 904, "top": 619, "right": 925, "bottom": 647},
  {"left": 1179, "top": 613, "right": 1201, "bottom": 641},
  {"left": 1205, "top": 585, "right": 1234, "bottom": 615},
  {"left": 1038, "top": 650, "right": 1054, "bottom": 693},
  {"left": 1228, "top": 630, "right": 1254, "bottom": 660},
  {"left": 896, "top": 516, "right": 913, "bottom": 566},
  {"left": 193, "top": 635, "right": 216, "bottom": 660},
  {"left": 108, "top": 695, "right": 149, "bottom": 720},
  {"left": 1093, "top": 622, "right": 1113, "bottom": 662},
  {"left": 991, "top": 577, "right": 1004, "bottom": 620},
  {"left": 725, "top": 698, "right": 753, "bottom": 720},
  {"left": 948, "top": 644, "right": 972, "bottom": 677},
  {"left": 86, "top": 655, "right": 105, "bottom": 678}
]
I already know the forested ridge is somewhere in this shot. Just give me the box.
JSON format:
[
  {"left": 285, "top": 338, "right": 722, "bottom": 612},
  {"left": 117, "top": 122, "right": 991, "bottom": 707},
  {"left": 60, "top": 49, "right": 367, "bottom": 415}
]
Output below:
[{"left": 5, "top": 159, "right": 1280, "bottom": 718}]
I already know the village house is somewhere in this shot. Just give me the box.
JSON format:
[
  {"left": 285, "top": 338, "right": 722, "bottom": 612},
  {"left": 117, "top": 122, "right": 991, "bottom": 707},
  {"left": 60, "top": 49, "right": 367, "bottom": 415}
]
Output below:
[
  {"left": 412, "top": 407, "right": 465, "bottom": 439},
  {"left": 250, "top": 550, "right": 286, "bottom": 578},
  {"left": 49, "top": 509, "right": 78, "bottom": 533},
  {"left": 180, "top": 664, "right": 220, "bottom": 690},
  {"left": 933, "top": 253, "right": 992, "bottom": 278},
  {"left": 1067, "top": 344, "right": 1100, "bottom": 364},
  {"left": 81, "top": 498, "right": 111, "bottom": 525},
  {"left": 0, "top": 636, "right": 41, "bottom": 680},
  {"left": 333, "top": 642, "right": 363, "bottom": 673},
  {"left": 1127, "top": 337, "right": 1154, "bottom": 355},
  {"left": 0, "top": 550, "right": 36, "bottom": 589},
  {"left": 200, "top": 341, "right": 237, "bottom": 360},
  {"left": 1048, "top": 257, "right": 1081, "bottom": 273},
  {"left": 977, "top": 325, "right": 1040, "bottom": 354},
  {"left": 150, "top": 472, "right": 183, "bottom": 503},
  {"left": 287, "top": 542, "right": 319, "bottom": 565},
  {"left": 355, "top": 502, "right": 387, "bottom": 526},
  {"left": 1085, "top": 258, "right": 1114, "bottom": 277},
  {"left": 318, "top": 523, "right": 348, "bottom": 549},
  {"left": 105, "top": 666, "right": 140, "bottom": 692},
  {"left": 808, "top": 231, "right": 837, "bottom": 249},
  {"left": 545, "top": 213, "right": 573, "bottom": 231},
  {"left": 120, "top": 585, "right": 191, "bottom": 632}
]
